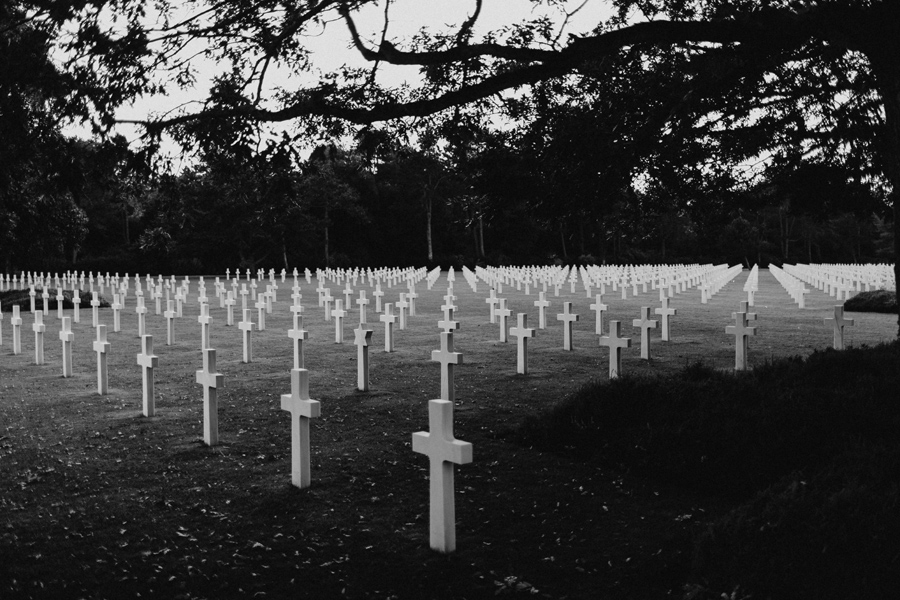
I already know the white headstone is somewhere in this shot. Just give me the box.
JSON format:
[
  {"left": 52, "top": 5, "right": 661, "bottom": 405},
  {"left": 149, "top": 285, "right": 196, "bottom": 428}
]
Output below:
[
  {"left": 281, "top": 368, "right": 321, "bottom": 488},
  {"left": 431, "top": 332, "right": 462, "bottom": 402},
  {"left": 654, "top": 297, "right": 677, "bottom": 341},
  {"left": 196, "top": 348, "right": 225, "bottom": 445},
  {"left": 412, "top": 400, "right": 473, "bottom": 553},
  {"left": 589, "top": 294, "right": 607, "bottom": 335},
  {"left": 198, "top": 302, "right": 213, "bottom": 349},
  {"left": 632, "top": 306, "right": 658, "bottom": 360},
  {"left": 380, "top": 303, "right": 397, "bottom": 352},
  {"left": 533, "top": 292, "right": 550, "bottom": 329},
  {"left": 598, "top": 320, "right": 631, "bottom": 378},
  {"left": 354, "top": 324, "right": 374, "bottom": 391},
  {"left": 509, "top": 313, "right": 535, "bottom": 375},
  {"left": 288, "top": 307, "right": 308, "bottom": 369},
  {"left": 556, "top": 302, "right": 579, "bottom": 351},
  {"left": 137, "top": 334, "right": 159, "bottom": 416},
  {"left": 32, "top": 311, "right": 46, "bottom": 365},
  {"left": 495, "top": 299, "right": 512, "bottom": 343},
  {"left": 93, "top": 324, "right": 110, "bottom": 395},
  {"left": 238, "top": 309, "right": 254, "bottom": 363},
  {"left": 59, "top": 316, "right": 73, "bottom": 376},
  {"left": 824, "top": 305, "right": 855, "bottom": 350},
  {"left": 725, "top": 312, "right": 756, "bottom": 370},
  {"left": 333, "top": 299, "right": 346, "bottom": 343}
]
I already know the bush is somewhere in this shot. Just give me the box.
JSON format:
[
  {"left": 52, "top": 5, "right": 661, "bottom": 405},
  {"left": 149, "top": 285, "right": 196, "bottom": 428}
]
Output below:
[
  {"left": 844, "top": 289, "right": 897, "bottom": 314},
  {"left": 521, "top": 343, "right": 900, "bottom": 498},
  {"left": 519, "top": 341, "right": 900, "bottom": 598},
  {"left": 690, "top": 448, "right": 900, "bottom": 599}
]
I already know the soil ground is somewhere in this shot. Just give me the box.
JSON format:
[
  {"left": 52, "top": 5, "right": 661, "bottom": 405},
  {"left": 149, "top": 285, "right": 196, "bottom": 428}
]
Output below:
[{"left": 1, "top": 269, "right": 895, "bottom": 599}]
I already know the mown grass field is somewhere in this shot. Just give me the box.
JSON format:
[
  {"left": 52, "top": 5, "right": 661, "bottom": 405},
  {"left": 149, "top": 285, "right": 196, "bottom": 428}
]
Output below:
[{"left": 1, "top": 269, "right": 896, "bottom": 599}]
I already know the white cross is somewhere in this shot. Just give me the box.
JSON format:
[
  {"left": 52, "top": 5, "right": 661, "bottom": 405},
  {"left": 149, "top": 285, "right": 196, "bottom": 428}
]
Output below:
[
  {"left": 196, "top": 348, "right": 225, "bottom": 446},
  {"left": 589, "top": 294, "right": 607, "bottom": 335},
  {"left": 356, "top": 290, "right": 369, "bottom": 324},
  {"left": 412, "top": 399, "right": 473, "bottom": 553},
  {"left": 90, "top": 292, "right": 101, "bottom": 327},
  {"left": 598, "top": 320, "right": 632, "bottom": 378},
  {"left": 41, "top": 288, "right": 49, "bottom": 316},
  {"left": 380, "top": 303, "right": 397, "bottom": 352},
  {"left": 56, "top": 288, "right": 65, "bottom": 319},
  {"left": 323, "top": 290, "right": 334, "bottom": 321},
  {"left": 281, "top": 368, "right": 321, "bottom": 489},
  {"left": 288, "top": 307, "right": 308, "bottom": 369},
  {"left": 725, "top": 312, "right": 756, "bottom": 370},
  {"left": 111, "top": 293, "right": 122, "bottom": 332},
  {"left": 533, "top": 292, "right": 550, "bottom": 329},
  {"left": 72, "top": 290, "right": 81, "bottom": 323},
  {"left": 396, "top": 294, "right": 409, "bottom": 330},
  {"left": 175, "top": 289, "right": 185, "bottom": 317},
  {"left": 485, "top": 289, "right": 499, "bottom": 323},
  {"left": 239, "top": 285, "right": 249, "bottom": 313},
  {"left": 58, "top": 316, "right": 73, "bottom": 376},
  {"left": 238, "top": 309, "right": 254, "bottom": 363},
  {"left": 407, "top": 288, "right": 418, "bottom": 317},
  {"left": 372, "top": 284, "right": 384, "bottom": 313},
  {"left": 654, "top": 297, "right": 677, "bottom": 341},
  {"left": 93, "top": 324, "right": 110, "bottom": 395},
  {"left": 509, "top": 313, "right": 535, "bottom": 375},
  {"left": 431, "top": 331, "right": 462, "bottom": 402},
  {"left": 28, "top": 286, "right": 36, "bottom": 313},
  {"left": 632, "top": 307, "right": 658, "bottom": 360},
  {"left": 136, "top": 296, "right": 148, "bottom": 337},
  {"left": 824, "top": 305, "right": 854, "bottom": 350},
  {"left": 438, "top": 305, "right": 460, "bottom": 333},
  {"left": 255, "top": 295, "right": 267, "bottom": 331},
  {"left": 137, "top": 334, "right": 159, "bottom": 416},
  {"left": 495, "top": 298, "right": 512, "bottom": 343},
  {"left": 32, "top": 311, "right": 46, "bottom": 365},
  {"left": 343, "top": 283, "right": 353, "bottom": 309},
  {"left": 556, "top": 302, "right": 579, "bottom": 351},
  {"left": 198, "top": 302, "right": 213, "bottom": 349},
  {"left": 224, "top": 292, "right": 236, "bottom": 326},
  {"left": 333, "top": 299, "right": 346, "bottom": 343},
  {"left": 354, "top": 324, "right": 374, "bottom": 391}
]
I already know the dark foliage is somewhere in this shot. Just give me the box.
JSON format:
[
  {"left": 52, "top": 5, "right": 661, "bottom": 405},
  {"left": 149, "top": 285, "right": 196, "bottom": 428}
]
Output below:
[
  {"left": 844, "top": 290, "right": 898, "bottom": 314},
  {"left": 519, "top": 341, "right": 900, "bottom": 598}
]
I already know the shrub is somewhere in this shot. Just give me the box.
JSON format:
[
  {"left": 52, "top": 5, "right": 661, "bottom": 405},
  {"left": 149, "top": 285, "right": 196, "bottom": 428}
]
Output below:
[{"left": 844, "top": 289, "right": 897, "bottom": 313}]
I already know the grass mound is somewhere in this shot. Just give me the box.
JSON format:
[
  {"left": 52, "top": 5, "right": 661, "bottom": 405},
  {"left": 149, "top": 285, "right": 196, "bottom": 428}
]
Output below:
[
  {"left": 844, "top": 289, "right": 897, "bottom": 313},
  {"left": 0, "top": 289, "right": 110, "bottom": 311},
  {"left": 519, "top": 341, "right": 900, "bottom": 598}
]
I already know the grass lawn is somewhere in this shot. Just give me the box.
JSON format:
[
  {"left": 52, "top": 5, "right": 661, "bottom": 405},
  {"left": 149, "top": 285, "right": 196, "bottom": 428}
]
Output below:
[{"left": 1, "top": 269, "right": 896, "bottom": 599}]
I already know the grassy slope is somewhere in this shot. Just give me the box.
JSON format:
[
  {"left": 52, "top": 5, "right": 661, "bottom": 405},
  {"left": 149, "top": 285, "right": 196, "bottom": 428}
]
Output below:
[{"left": 520, "top": 341, "right": 900, "bottom": 598}]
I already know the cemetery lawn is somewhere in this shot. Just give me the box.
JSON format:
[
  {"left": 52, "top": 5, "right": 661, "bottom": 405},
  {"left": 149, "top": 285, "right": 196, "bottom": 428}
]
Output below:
[{"left": 1, "top": 271, "right": 897, "bottom": 599}]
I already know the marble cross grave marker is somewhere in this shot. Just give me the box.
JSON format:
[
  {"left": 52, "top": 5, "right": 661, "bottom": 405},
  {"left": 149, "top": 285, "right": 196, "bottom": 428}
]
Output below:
[
  {"left": 824, "top": 305, "right": 855, "bottom": 350},
  {"left": 10, "top": 304, "right": 22, "bottom": 354},
  {"left": 557, "top": 302, "right": 580, "bottom": 351},
  {"left": 495, "top": 298, "right": 512, "bottom": 343},
  {"left": 238, "top": 309, "right": 254, "bottom": 363},
  {"left": 137, "top": 334, "right": 159, "bottom": 416},
  {"left": 196, "top": 348, "right": 225, "bottom": 445},
  {"left": 654, "top": 297, "right": 677, "bottom": 341},
  {"left": 93, "top": 324, "right": 110, "bottom": 395},
  {"left": 59, "top": 316, "right": 73, "bottom": 376},
  {"left": 509, "top": 312, "right": 536, "bottom": 375},
  {"left": 288, "top": 307, "right": 308, "bottom": 369},
  {"left": 412, "top": 399, "right": 473, "bottom": 554},
  {"left": 281, "top": 367, "right": 321, "bottom": 488},
  {"left": 380, "top": 303, "right": 397, "bottom": 352},
  {"left": 533, "top": 292, "right": 550, "bottom": 329},
  {"left": 164, "top": 300, "right": 176, "bottom": 345},
  {"left": 432, "top": 331, "right": 462, "bottom": 402},
  {"left": 354, "top": 323, "right": 374, "bottom": 391},
  {"left": 632, "top": 307, "right": 658, "bottom": 360},
  {"left": 32, "top": 311, "right": 46, "bottom": 365},
  {"left": 598, "top": 320, "right": 632, "bottom": 378},
  {"left": 725, "top": 312, "right": 756, "bottom": 371},
  {"left": 198, "top": 302, "right": 213, "bottom": 349}
]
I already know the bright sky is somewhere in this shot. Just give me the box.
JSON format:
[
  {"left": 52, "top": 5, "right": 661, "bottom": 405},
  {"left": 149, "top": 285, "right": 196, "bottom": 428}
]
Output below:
[{"left": 81, "top": 0, "right": 614, "bottom": 168}]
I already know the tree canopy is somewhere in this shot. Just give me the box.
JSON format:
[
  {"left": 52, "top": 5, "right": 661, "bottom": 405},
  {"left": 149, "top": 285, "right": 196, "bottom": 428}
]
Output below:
[{"left": 2, "top": 0, "right": 898, "bottom": 329}]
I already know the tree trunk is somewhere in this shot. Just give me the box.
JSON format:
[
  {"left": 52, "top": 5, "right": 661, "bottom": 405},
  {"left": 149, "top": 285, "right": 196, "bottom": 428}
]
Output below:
[
  {"left": 478, "top": 214, "right": 485, "bottom": 260},
  {"left": 324, "top": 224, "right": 330, "bottom": 268},
  {"left": 559, "top": 222, "right": 568, "bottom": 259},
  {"left": 425, "top": 196, "right": 433, "bottom": 263}
]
